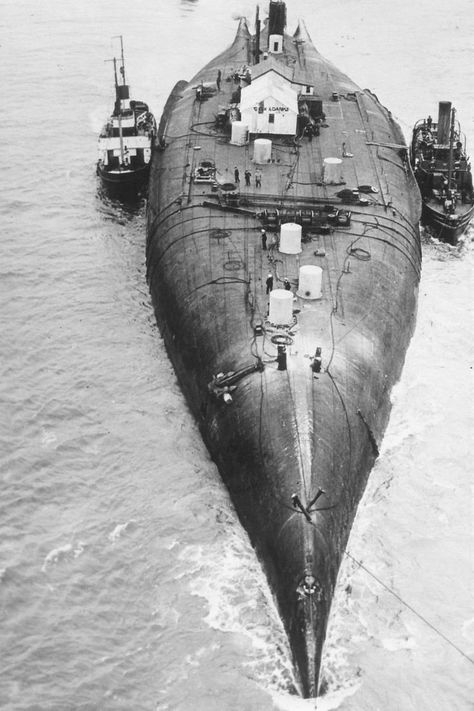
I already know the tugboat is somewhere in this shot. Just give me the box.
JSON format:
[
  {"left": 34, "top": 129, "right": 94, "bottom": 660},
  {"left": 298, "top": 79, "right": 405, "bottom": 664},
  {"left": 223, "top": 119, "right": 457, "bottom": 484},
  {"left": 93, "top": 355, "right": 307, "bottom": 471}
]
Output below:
[
  {"left": 411, "top": 101, "right": 474, "bottom": 244},
  {"left": 146, "top": 1, "right": 421, "bottom": 697},
  {"left": 97, "top": 37, "right": 156, "bottom": 197}
]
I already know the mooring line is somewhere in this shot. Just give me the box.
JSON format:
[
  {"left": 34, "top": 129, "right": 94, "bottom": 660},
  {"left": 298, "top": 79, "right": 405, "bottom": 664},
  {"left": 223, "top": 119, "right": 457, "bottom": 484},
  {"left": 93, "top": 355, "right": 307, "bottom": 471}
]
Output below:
[{"left": 345, "top": 551, "right": 474, "bottom": 665}]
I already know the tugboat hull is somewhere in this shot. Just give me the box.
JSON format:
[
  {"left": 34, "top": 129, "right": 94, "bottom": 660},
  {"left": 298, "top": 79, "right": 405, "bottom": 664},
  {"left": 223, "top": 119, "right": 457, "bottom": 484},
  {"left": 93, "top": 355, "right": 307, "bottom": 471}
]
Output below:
[
  {"left": 97, "top": 163, "right": 150, "bottom": 199},
  {"left": 97, "top": 37, "right": 155, "bottom": 202},
  {"left": 147, "top": 7, "right": 421, "bottom": 696},
  {"left": 97, "top": 163, "right": 149, "bottom": 184},
  {"left": 411, "top": 101, "right": 473, "bottom": 245},
  {"left": 421, "top": 201, "right": 474, "bottom": 245}
]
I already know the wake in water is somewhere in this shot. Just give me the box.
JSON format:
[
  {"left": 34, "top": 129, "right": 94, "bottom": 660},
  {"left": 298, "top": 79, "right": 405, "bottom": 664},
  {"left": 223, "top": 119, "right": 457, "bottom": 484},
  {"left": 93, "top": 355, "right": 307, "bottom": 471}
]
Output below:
[{"left": 179, "top": 231, "right": 474, "bottom": 710}]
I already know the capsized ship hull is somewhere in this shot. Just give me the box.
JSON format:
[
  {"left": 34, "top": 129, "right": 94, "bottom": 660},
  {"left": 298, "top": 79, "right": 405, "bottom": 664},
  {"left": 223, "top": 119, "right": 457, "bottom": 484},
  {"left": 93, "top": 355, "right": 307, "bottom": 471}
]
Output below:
[{"left": 146, "top": 5, "right": 421, "bottom": 697}]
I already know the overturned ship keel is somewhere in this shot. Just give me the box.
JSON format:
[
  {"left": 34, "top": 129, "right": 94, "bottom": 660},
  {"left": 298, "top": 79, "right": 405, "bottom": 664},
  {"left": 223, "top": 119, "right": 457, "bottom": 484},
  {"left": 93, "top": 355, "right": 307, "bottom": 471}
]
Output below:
[{"left": 146, "top": 2, "right": 421, "bottom": 696}]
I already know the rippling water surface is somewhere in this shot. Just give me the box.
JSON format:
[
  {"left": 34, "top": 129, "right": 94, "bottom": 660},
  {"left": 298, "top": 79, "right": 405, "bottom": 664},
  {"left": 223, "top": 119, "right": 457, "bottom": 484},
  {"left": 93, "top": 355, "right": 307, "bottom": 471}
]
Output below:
[{"left": 1, "top": 1, "right": 473, "bottom": 709}]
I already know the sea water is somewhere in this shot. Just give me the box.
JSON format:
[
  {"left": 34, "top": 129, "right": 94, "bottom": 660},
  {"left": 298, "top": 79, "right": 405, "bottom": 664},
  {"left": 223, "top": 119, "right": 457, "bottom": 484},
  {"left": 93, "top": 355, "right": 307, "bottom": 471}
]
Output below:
[{"left": 1, "top": 1, "right": 472, "bottom": 709}]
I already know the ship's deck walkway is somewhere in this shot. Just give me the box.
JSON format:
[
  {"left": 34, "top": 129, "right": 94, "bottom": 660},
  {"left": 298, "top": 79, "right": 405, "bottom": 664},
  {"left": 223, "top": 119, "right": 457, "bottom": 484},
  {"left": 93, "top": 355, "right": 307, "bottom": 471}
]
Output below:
[{"left": 180, "top": 82, "right": 406, "bottom": 221}]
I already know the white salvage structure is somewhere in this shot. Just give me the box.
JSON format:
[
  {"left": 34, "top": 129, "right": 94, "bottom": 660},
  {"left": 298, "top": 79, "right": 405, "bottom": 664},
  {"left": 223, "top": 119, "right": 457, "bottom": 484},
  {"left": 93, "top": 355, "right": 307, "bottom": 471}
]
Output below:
[{"left": 240, "top": 69, "right": 298, "bottom": 135}]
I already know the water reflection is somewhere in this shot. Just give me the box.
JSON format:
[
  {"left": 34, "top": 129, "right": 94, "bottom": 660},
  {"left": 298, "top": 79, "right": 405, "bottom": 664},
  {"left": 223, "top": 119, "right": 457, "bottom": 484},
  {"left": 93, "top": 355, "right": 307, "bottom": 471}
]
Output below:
[{"left": 180, "top": 0, "right": 199, "bottom": 14}]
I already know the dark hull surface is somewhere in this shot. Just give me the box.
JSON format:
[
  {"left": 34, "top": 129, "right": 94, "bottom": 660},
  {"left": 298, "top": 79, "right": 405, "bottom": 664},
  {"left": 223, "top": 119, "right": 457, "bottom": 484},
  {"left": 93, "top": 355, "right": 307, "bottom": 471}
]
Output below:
[
  {"left": 146, "top": 13, "right": 421, "bottom": 696},
  {"left": 97, "top": 163, "right": 149, "bottom": 197}
]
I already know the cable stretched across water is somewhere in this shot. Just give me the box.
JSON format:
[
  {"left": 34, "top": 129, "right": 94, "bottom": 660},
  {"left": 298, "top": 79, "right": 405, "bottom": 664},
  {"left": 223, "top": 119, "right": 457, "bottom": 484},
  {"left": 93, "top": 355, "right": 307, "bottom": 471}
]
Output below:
[{"left": 344, "top": 550, "right": 474, "bottom": 666}]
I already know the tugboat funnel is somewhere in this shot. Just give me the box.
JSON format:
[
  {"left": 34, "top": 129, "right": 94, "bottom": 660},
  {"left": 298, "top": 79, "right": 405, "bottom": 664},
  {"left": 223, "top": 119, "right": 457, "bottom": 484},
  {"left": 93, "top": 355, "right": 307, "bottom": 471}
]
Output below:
[{"left": 437, "top": 101, "right": 452, "bottom": 145}]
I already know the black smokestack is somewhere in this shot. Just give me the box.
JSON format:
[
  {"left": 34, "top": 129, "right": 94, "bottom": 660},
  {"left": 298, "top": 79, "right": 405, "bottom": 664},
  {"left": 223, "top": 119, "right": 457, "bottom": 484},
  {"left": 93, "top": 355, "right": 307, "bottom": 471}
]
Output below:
[
  {"left": 437, "top": 101, "right": 452, "bottom": 145},
  {"left": 269, "top": 1, "right": 286, "bottom": 35}
]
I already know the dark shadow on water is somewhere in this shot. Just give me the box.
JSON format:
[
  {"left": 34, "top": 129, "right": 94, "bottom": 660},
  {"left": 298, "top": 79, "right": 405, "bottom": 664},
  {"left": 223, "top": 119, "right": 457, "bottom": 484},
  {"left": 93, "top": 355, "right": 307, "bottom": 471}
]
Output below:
[
  {"left": 96, "top": 183, "right": 146, "bottom": 224},
  {"left": 180, "top": 0, "right": 199, "bottom": 15}
]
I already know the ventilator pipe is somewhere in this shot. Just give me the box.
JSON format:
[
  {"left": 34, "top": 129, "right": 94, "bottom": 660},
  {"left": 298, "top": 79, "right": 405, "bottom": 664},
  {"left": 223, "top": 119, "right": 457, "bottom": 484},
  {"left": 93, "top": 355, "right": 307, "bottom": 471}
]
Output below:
[{"left": 277, "top": 345, "right": 287, "bottom": 371}]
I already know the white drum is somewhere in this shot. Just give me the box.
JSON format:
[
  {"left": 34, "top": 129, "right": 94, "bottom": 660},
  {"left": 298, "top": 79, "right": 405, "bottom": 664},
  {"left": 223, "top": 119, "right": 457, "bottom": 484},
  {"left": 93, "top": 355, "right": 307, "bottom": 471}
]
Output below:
[
  {"left": 297, "top": 265, "right": 323, "bottom": 299},
  {"left": 323, "top": 157, "right": 343, "bottom": 184},
  {"left": 253, "top": 138, "right": 272, "bottom": 163},
  {"left": 279, "top": 222, "right": 302, "bottom": 254},
  {"left": 230, "top": 121, "right": 248, "bottom": 146},
  {"left": 269, "top": 289, "right": 294, "bottom": 325}
]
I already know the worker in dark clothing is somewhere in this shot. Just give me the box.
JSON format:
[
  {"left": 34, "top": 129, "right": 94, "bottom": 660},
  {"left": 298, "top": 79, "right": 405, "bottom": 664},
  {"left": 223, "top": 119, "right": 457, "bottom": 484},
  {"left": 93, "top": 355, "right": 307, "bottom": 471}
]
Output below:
[
  {"left": 261, "top": 229, "right": 267, "bottom": 250},
  {"left": 234, "top": 166, "right": 240, "bottom": 183},
  {"left": 244, "top": 169, "right": 251, "bottom": 186},
  {"left": 266, "top": 273, "right": 273, "bottom": 294},
  {"left": 283, "top": 278, "right": 291, "bottom": 290},
  {"left": 216, "top": 69, "right": 222, "bottom": 91}
]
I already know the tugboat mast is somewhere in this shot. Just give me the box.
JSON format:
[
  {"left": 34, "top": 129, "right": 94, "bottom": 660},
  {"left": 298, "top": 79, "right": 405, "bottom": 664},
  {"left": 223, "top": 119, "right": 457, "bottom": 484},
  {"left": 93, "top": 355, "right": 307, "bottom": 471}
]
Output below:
[
  {"left": 447, "top": 107, "right": 456, "bottom": 189},
  {"left": 118, "top": 34, "right": 127, "bottom": 85},
  {"left": 107, "top": 49, "right": 125, "bottom": 168}
]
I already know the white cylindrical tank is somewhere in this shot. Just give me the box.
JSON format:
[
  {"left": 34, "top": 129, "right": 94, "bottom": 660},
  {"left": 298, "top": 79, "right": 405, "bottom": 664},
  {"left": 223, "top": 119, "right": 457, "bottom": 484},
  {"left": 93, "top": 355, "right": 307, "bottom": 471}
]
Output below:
[
  {"left": 269, "top": 289, "right": 293, "bottom": 325},
  {"left": 279, "top": 222, "right": 302, "bottom": 254},
  {"left": 297, "top": 265, "right": 323, "bottom": 299},
  {"left": 230, "top": 121, "right": 248, "bottom": 146},
  {"left": 323, "top": 157, "right": 343, "bottom": 184},
  {"left": 269, "top": 34, "right": 283, "bottom": 54},
  {"left": 253, "top": 138, "right": 272, "bottom": 163}
]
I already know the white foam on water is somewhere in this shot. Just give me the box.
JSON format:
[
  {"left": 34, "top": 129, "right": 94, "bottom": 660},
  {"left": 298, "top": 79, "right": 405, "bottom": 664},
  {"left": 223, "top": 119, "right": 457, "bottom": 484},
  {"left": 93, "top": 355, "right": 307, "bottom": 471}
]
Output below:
[
  {"left": 270, "top": 680, "right": 361, "bottom": 711},
  {"left": 381, "top": 635, "right": 417, "bottom": 652},
  {"left": 41, "top": 541, "right": 85, "bottom": 572},
  {"left": 181, "top": 522, "right": 300, "bottom": 695},
  {"left": 380, "top": 385, "right": 422, "bottom": 457},
  {"left": 184, "top": 642, "right": 221, "bottom": 669},
  {"left": 108, "top": 519, "right": 136, "bottom": 542},
  {"left": 157, "top": 536, "right": 179, "bottom": 551},
  {"left": 40, "top": 427, "right": 58, "bottom": 448}
]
